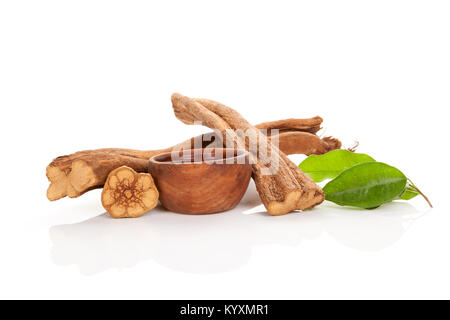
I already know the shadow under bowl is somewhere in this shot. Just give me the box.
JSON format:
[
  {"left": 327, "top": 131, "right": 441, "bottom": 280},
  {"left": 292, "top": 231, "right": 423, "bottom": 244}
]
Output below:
[{"left": 148, "top": 148, "right": 252, "bottom": 214}]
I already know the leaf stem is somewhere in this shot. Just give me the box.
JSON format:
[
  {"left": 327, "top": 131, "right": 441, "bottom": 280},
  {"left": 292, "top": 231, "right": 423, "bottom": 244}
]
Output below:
[
  {"left": 347, "top": 141, "right": 359, "bottom": 153},
  {"left": 408, "top": 179, "right": 433, "bottom": 208}
]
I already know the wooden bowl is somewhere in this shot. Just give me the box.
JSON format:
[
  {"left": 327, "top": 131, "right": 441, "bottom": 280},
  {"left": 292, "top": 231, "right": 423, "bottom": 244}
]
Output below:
[{"left": 148, "top": 148, "right": 252, "bottom": 214}]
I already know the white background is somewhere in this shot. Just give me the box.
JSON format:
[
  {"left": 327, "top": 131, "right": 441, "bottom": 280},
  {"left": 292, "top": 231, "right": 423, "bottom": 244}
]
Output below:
[{"left": 0, "top": 0, "right": 449, "bottom": 299}]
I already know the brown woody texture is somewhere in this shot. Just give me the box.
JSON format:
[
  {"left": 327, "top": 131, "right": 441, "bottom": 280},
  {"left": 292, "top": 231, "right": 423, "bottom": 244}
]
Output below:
[
  {"left": 46, "top": 117, "right": 340, "bottom": 201},
  {"left": 101, "top": 166, "right": 159, "bottom": 218},
  {"left": 171, "top": 93, "right": 325, "bottom": 215}
]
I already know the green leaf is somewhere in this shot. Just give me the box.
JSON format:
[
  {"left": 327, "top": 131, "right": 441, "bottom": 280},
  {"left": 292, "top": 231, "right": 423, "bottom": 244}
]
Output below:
[
  {"left": 399, "top": 185, "right": 419, "bottom": 200},
  {"left": 299, "top": 149, "right": 375, "bottom": 182},
  {"left": 323, "top": 162, "right": 407, "bottom": 209}
]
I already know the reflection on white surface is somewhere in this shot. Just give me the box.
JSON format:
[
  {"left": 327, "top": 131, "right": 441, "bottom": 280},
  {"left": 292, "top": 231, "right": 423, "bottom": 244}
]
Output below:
[{"left": 49, "top": 182, "right": 426, "bottom": 275}]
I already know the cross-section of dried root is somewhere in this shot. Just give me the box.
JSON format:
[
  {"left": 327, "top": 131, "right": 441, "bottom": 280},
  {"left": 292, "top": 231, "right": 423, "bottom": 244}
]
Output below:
[{"left": 101, "top": 166, "right": 159, "bottom": 218}]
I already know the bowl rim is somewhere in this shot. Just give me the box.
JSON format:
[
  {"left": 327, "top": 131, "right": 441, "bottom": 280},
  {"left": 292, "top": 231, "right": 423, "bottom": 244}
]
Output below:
[{"left": 149, "top": 148, "right": 250, "bottom": 165}]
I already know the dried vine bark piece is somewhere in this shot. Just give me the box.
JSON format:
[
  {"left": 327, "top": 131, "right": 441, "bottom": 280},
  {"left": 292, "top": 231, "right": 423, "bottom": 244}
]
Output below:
[
  {"left": 276, "top": 132, "right": 341, "bottom": 156},
  {"left": 255, "top": 116, "right": 323, "bottom": 134},
  {"left": 67, "top": 153, "right": 151, "bottom": 198},
  {"left": 46, "top": 119, "right": 339, "bottom": 201},
  {"left": 47, "top": 151, "right": 162, "bottom": 201},
  {"left": 101, "top": 166, "right": 159, "bottom": 218},
  {"left": 172, "top": 93, "right": 325, "bottom": 215}
]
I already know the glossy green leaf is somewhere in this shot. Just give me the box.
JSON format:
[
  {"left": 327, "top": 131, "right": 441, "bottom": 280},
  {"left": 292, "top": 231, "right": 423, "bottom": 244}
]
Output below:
[
  {"left": 299, "top": 149, "right": 375, "bottom": 182},
  {"left": 399, "top": 185, "right": 419, "bottom": 200},
  {"left": 323, "top": 162, "right": 407, "bottom": 209}
]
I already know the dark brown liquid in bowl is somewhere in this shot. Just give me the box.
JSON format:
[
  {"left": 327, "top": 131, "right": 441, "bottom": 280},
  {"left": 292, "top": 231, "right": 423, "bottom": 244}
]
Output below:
[{"left": 148, "top": 148, "right": 252, "bottom": 214}]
